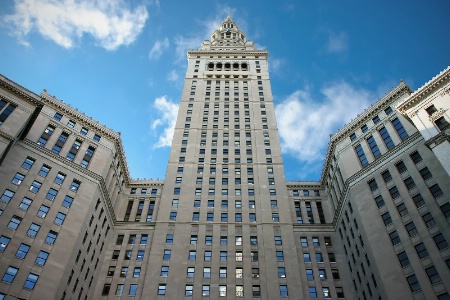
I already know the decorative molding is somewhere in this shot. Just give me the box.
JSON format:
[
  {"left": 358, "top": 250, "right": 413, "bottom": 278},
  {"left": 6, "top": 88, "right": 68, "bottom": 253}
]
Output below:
[
  {"left": 0, "top": 75, "right": 42, "bottom": 106},
  {"left": 0, "top": 130, "right": 14, "bottom": 142},
  {"left": 429, "top": 108, "right": 448, "bottom": 122},
  {"left": 397, "top": 66, "right": 450, "bottom": 113},
  {"left": 425, "top": 129, "right": 450, "bottom": 149}
]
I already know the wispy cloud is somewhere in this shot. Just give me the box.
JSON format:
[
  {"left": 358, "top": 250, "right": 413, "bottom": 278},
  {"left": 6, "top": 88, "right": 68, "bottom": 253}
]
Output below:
[
  {"left": 151, "top": 96, "right": 179, "bottom": 148},
  {"left": 149, "top": 37, "right": 169, "bottom": 59},
  {"left": 4, "top": 0, "right": 148, "bottom": 50},
  {"left": 269, "top": 58, "right": 284, "bottom": 73},
  {"left": 167, "top": 70, "right": 179, "bottom": 82},
  {"left": 326, "top": 31, "right": 348, "bottom": 54},
  {"left": 275, "top": 82, "right": 372, "bottom": 163}
]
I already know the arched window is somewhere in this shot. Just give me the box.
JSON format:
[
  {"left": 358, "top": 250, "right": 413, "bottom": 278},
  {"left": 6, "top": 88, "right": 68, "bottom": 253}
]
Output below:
[{"left": 241, "top": 63, "right": 248, "bottom": 71}]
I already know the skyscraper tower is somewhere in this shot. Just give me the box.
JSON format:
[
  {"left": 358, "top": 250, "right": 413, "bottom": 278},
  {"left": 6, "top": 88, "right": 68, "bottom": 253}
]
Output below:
[{"left": 141, "top": 16, "right": 309, "bottom": 298}]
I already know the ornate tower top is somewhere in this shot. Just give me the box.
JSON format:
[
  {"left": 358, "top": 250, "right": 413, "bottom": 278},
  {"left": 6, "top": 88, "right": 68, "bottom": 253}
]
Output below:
[{"left": 210, "top": 16, "right": 246, "bottom": 47}]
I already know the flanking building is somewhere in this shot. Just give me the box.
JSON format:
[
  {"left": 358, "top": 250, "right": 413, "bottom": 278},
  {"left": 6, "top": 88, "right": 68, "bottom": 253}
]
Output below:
[{"left": 0, "top": 17, "right": 448, "bottom": 300}]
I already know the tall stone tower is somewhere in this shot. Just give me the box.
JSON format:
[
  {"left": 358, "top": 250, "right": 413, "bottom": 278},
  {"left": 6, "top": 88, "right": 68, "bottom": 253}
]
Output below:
[{"left": 142, "top": 16, "right": 303, "bottom": 298}]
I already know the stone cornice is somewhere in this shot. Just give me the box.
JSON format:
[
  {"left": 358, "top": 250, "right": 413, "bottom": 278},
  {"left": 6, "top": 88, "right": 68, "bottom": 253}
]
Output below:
[
  {"left": 40, "top": 91, "right": 119, "bottom": 140},
  {"left": 397, "top": 66, "right": 450, "bottom": 113},
  {"left": 128, "top": 181, "right": 165, "bottom": 188},
  {"left": 0, "top": 130, "right": 14, "bottom": 142},
  {"left": 21, "top": 139, "right": 118, "bottom": 225},
  {"left": 188, "top": 50, "right": 268, "bottom": 57},
  {"left": 286, "top": 182, "right": 323, "bottom": 189},
  {"left": 0, "top": 75, "right": 42, "bottom": 106},
  {"left": 320, "top": 82, "right": 412, "bottom": 182},
  {"left": 425, "top": 127, "right": 450, "bottom": 149},
  {"left": 292, "top": 224, "right": 335, "bottom": 232}
]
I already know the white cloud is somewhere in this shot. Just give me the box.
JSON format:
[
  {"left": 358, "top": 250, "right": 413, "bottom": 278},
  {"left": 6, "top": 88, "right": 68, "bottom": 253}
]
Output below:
[
  {"left": 269, "top": 58, "right": 284, "bottom": 73},
  {"left": 326, "top": 31, "right": 348, "bottom": 54},
  {"left": 275, "top": 82, "right": 372, "bottom": 162},
  {"left": 174, "top": 35, "right": 202, "bottom": 62},
  {"left": 167, "top": 70, "right": 179, "bottom": 82},
  {"left": 149, "top": 37, "right": 169, "bottom": 59},
  {"left": 4, "top": 0, "right": 148, "bottom": 50},
  {"left": 151, "top": 96, "right": 179, "bottom": 148}
]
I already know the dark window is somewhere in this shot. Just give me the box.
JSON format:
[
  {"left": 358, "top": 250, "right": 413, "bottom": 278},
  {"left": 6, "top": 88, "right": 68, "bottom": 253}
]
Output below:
[
  {"left": 433, "top": 233, "right": 449, "bottom": 250},
  {"left": 403, "top": 177, "right": 416, "bottom": 190},
  {"left": 425, "top": 266, "right": 441, "bottom": 284},
  {"left": 397, "top": 251, "right": 410, "bottom": 268},
  {"left": 367, "top": 136, "right": 381, "bottom": 158},
  {"left": 382, "top": 170, "right": 392, "bottom": 182},
  {"left": 419, "top": 167, "right": 432, "bottom": 180},
  {"left": 405, "top": 222, "right": 418, "bottom": 237},
  {"left": 368, "top": 179, "right": 378, "bottom": 191},
  {"left": 379, "top": 127, "right": 394, "bottom": 149},
  {"left": 415, "top": 242, "right": 429, "bottom": 259},
  {"left": 389, "top": 231, "right": 401, "bottom": 245},
  {"left": 429, "top": 184, "right": 443, "bottom": 199},
  {"left": 410, "top": 151, "right": 422, "bottom": 164},
  {"left": 389, "top": 186, "right": 400, "bottom": 199},
  {"left": 422, "top": 212, "right": 436, "bottom": 228},
  {"left": 381, "top": 212, "right": 392, "bottom": 226},
  {"left": 391, "top": 117, "right": 408, "bottom": 141},
  {"left": 355, "top": 144, "right": 368, "bottom": 166},
  {"left": 407, "top": 274, "right": 420, "bottom": 292},
  {"left": 395, "top": 161, "right": 407, "bottom": 173}
]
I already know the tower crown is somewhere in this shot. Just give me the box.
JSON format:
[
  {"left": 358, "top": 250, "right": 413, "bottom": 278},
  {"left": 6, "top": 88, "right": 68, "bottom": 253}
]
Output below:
[{"left": 210, "top": 16, "right": 246, "bottom": 46}]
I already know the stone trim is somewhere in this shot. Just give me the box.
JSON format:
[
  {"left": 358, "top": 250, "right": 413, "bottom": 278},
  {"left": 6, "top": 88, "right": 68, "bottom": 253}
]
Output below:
[
  {"left": 425, "top": 128, "right": 450, "bottom": 149},
  {"left": 397, "top": 66, "right": 450, "bottom": 112},
  {"left": 0, "top": 75, "right": 42, "bottom": 106}
]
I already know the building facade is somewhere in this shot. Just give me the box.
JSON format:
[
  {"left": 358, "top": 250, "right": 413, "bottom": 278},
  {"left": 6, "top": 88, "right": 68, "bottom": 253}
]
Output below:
[{"left": 0, "top": 17, "right": 449, "bottom": 300}]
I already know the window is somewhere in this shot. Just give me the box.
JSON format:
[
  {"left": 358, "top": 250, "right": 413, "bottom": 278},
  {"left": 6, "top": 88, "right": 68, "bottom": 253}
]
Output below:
[
  {"left": 8, "top": 215, "right": 22, "bottom": 230},
  {"left": 415, "top": 242, "right": 429, "bottom": 259},
  {"left": 205, "top": 235, "right": 212, "bottom": 245},
  {"left": 93, "top": 134, "right": 101, "bottom": 142},
  {"left": 422, "top": 212, "right": 436, "bottom": 228},
  {"left": 45, "top": 230, "right": 58, "bottom": 245},
  {"left": 1, "top": 189, "right": 14, "bottom": 203},
  {"left": 12, "top": 172, "right": 25, "bottom": 185},
  {"left": 35, "top": 251, "right": 49, "bottom": 266},
  {"left": 37, "top": 205, "right": 50, "bottom": 218},
  {"left": 429, "top": 184, "right": 443, "bottom": 199},
  {"left": 188, "top": 251, "right": 196, "bottom": 261},
  {"left": 404, "top": 177, "right": 416, "bottom": 190},
  {"left": 29, "top": 180, "right": 42, "bottom": 193},
  {"left": 19, "top": 197, "right": 32, "bottom": 211},
  {"left": 316, "top": 253, "right": 323, "bottom": 262},
  {"left": 433, "top": 233, "right": 449, "bottom": 250},
  {"left": 163, "top": 249, "right": 171, "bottom": 260},
  {"left": 70, "top": 180, "right": 80, "bottom": 192},
  {"left": 219, "top": 285, "right": 227, "bottom": 297},
  {"left": 170, "top": 212, "right": 177, "bottom": 220},
  {"left": 397, "top": 203, "right": 408, "bottom": 217},
  {"left": 350, "top": 133, "right": 357, "bottom": 141},
  {"left": 236, "top": 285, "right": 244, "bottom": 297},
  {"left": 441, "top": 203, "right": 450, "bottom": 218},
  {"left": 54, "top": 212, "right": 66, "bottom": 225},
  {"left": 379, "top": 127, "right": 394, "bottom": 149},
  {"left": 27, "top": 223, "right": 40, "bottom": 238},
  {"left": 192, "top": 212, "right": 199, "bottom": 221},
  {"left": 381, "top": 212, "right": 392, "bottom": 226},
  {"left": 368, "top": 179, "right": 378, "bottom": 191},
  {"left": 392, "top": 117, "right": 408, "bottom": 141},
  {"left": 221, "top": 213, "right": 228, "bottom": 221},
  {"left": 397, "top": 251, "right": 410, "bottom": 267},
  {"left": 425, "top": 266, "right": 441, "bottom": 284},
  {"left": 304, "top": 253, "right": 311, "bottom": 262},
  {"left": 203, "top": 267, "right": 211, "bottom": 278},
  {"left": 278, "top": 267, "right": 286, "bottom": 278},
  {"left": 272, "top": 213, "right": 279, "bottom": 222},
  {"left": 160, "top": 266, "right": 169, "bottom": 277},
  {"left": 382, "top": 170, "right": 392, "bottom": 182},
  {"left": 275, "top": 236, "right": 282, "bottom": 245},
  {"left": 301, "top": 237, "right": 308, "bottom": 247},
  {"left": 405, "top": 222, "right": 418, "bottom": 237},
  {"left": 81, "top": 146, "right": 95, "bottom": 168},
  {"left": 322, "top": 287, "right": 330, "bottom": 298},
  {"left": 219, "top": 267, "right": 227, "bottom": 278},
  {"left": 0, "top": 236, "right": 11, "bottom": 252},
  {"left": 276, "top": 251, "right": 284, "bottom": 261},
  {"left": 220, "top": 251, "right": 227, "bottom": 261},
  {"left": 309, "top": 287, "right": 317, "bottom": 298},
  {"left": 355, "top": 144, "right": 368, "bottom": 166},
  {"left": 185, "top": 285, "right": 193, "bottom": 296},
  {"left": 120, "top": 267, "right": 128, "bottom": 277},
  {"left": 202, "top": 285, "right": 210, "bottom": 296},
  {"left": 407, "top": 274, "right": 421, "bottom": 292},
  {"left": 389, "top": 231, "right": 400, "bottom": 245},
  {"left": 312, "top": 237, "right": 320, "bottom": 247},
  {"left": 165, "top": 234, "right": 173, "bottom": 244},
  {"left": 22, "top": 157, "right": 35, "bottom": 170},
  {"left": 129, "top": 284, "right": 138, "bottom": 296},
  {"left": 389, "top": 186, "right": 400, "bottom": 199},
  {"left": 319, "top": 269, "right": 327, "bottom": 280},
  {"left": 2, "top": 266, "right": 18, "bottom": 283},
  {"left": 367, "top": 135, "right": 381, "bottom": 158},
  {"left": 15, "top": 243, "right": 30, "bottom": 259},
  {"left": 204, "top": 251, "right": 212, "bottom": 261},
  {"left": 187, "top": 267, "right": 195, "bottom": 278},
  {"left": 332, "top": 269, "right": 340, "bottom": 279},
  {"left": 158, "top": 284, "right": 166, "bottom": 295}
]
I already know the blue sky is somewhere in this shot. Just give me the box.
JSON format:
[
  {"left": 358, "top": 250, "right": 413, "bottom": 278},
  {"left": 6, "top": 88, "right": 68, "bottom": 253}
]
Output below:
[{"left": 0, "top": 0, "right": 449, "bottom": 181}]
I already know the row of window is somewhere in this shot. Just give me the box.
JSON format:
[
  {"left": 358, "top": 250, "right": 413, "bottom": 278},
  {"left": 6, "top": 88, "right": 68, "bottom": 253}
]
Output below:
[
  {"left": 53, "top": 112, "right": 101, "bottom": 141},
  {"left": 130, "top": 187, "right": 158, "bottom": 195},
  {"left": 37, "top": 124, "right": 96, "bottom": 169},
  {"left": 2, "top": 266, "right": 39, "bottom": 290},
  {"left": 350, "top": 106, "right": 393, "bottom": 142},
  {"left": 354, "top": 117, "right": 408, "bottom": 167}
]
